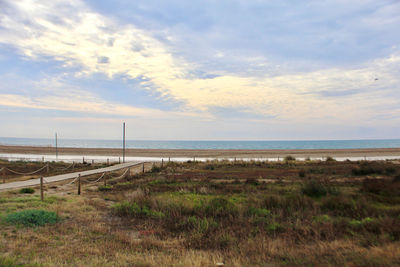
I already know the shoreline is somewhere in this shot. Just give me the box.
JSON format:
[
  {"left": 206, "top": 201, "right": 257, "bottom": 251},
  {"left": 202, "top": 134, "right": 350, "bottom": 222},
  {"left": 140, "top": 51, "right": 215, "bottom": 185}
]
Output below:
[{"left": 1, "top": 145, "right": 400, "bottom": 159}]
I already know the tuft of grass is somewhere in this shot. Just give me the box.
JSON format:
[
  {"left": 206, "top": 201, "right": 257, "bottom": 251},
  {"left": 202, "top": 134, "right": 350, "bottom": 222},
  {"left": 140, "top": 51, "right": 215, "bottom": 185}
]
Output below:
[
  {"left": 5, "top": 209, "right": 58, "bottom": 227},
  {"left": 98, "top": 185, "right": 112, "bottom": 191},
  {"left": 19, "top": 188, "right": 35, "bottom": 194}
]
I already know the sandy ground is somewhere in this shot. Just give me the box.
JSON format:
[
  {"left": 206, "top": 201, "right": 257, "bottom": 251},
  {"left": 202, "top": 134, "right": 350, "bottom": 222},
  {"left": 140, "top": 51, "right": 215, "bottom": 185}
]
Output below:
[{"left": 1, "top": 145, "right": 400, "bottom": 159}]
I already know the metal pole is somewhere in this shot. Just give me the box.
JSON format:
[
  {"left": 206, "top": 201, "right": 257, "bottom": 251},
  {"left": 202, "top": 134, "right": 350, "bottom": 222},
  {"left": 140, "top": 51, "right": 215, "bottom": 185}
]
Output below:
[{"left": 123, "top": 122, "right": 126, "bottom": 163}]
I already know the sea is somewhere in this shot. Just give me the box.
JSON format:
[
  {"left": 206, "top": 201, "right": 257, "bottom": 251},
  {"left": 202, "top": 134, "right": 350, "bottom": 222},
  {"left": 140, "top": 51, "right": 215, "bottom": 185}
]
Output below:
[
  {"left": 1, "top": 137, "right": 400, "bottom": 150},
  {"left": 1, "top": 137, "right": 400, "bottom": 162}
]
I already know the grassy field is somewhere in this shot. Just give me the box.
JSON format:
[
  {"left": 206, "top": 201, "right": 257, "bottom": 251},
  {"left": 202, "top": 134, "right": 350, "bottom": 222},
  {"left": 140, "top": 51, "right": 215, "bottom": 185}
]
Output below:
[{"left": 0, "top": 159, "right": 399, "bottom": 266}]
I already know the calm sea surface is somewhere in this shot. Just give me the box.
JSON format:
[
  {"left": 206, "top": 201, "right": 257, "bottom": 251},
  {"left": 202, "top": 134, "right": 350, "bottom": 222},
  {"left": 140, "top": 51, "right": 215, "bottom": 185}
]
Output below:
[{"left": 1, "top": 137, "right": 400, "bottom": 150}]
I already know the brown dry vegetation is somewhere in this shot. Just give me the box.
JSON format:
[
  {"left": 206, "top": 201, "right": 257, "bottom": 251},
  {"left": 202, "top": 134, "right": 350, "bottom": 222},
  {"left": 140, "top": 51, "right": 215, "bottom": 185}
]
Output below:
[{"left": 1, "top": 159, "right": 400, "bottom": 266}]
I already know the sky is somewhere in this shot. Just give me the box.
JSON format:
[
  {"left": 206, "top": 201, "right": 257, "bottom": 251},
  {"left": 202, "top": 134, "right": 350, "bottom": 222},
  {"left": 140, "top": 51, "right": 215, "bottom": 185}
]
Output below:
[{"left": 0, "top": 0, "right": 400, "bottom": 140}]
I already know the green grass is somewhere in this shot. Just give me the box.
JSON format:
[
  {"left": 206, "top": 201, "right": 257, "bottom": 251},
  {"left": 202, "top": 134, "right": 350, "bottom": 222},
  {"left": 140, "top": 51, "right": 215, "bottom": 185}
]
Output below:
[{"left": 4, "top": 209, "right": 58, "bottom": 227}]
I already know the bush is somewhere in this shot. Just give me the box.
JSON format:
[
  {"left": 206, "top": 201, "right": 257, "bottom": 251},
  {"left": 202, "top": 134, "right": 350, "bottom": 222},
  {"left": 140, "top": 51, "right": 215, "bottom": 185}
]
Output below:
[
  {"left": 326, "top": 156, "right": 335, "bottom": 162},
  {"left": 204, "top": 164, "right": 215, "bottom": 170},
  {"left": 204, "top": 197, "right": 238, "bottom": 217},
  {"left": 352, "top": 166, "right": 382, "bottom": 176},
  {"left": 301, "top": 180, "right": 328, "bottom": 198},
  {"left": 19, "top": 187, "right": 35, "bottom": 194},
  {"left": 284, "top": 155, "right": 296, "bottom": 161},
  {"left": 298, "top": 170, "right": 306, "bottom": 178},
  {"left": 113, "top": 201, "right": 164, "bottom": 219},
  {"left": 150, "top": 166, "right": 162, "bottom": 173},
  {"left": 5, "top": 210, "right": 58, "bottom": 227}
]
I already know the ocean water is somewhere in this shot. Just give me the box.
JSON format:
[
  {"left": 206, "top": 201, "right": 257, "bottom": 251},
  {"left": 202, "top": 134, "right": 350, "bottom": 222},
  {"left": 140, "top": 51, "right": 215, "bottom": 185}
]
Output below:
[{"left": 1, "top": 137, "right": 400, "bottom": 150}]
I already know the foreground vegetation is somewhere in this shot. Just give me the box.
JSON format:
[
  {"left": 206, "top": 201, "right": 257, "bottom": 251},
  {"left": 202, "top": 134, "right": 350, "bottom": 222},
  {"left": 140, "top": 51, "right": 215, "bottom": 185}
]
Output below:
[{"left": 0, "top": 159, "right": 399, "bottom": 266}]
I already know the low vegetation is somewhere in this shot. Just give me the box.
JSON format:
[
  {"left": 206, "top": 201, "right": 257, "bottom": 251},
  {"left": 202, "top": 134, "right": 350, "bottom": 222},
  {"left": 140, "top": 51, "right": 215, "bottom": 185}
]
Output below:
[
  {"left": 0, "top": 159, "right": 399, "bottom": 266},
  {"left": 4, "top": 209, "right": 58, "bottom": 227}
]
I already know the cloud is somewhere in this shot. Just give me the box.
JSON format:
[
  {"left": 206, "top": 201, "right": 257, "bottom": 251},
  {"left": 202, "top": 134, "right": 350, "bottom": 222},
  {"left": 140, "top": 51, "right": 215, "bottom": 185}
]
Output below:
[{"left": 0, "top": 0, "right": 399, "bottom": 130}]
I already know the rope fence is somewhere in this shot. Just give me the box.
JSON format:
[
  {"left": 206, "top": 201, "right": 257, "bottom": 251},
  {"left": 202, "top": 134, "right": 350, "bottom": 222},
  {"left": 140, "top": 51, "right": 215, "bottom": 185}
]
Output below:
[
  {"left": 1, "top": 162, "right": 157, "bottom": 200},
  {"left": 3, "top": 165, "right": 48, "bottom": 175}
]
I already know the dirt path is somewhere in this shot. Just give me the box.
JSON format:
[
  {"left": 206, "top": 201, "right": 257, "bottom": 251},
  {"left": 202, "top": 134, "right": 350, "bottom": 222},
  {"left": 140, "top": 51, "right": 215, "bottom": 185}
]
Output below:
[{"left": 0, "top": 161, "right": 145, "bottom": 191}]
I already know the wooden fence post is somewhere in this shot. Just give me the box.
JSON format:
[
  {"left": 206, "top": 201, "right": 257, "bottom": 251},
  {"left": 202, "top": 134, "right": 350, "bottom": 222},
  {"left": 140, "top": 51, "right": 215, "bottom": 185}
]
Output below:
[
  {"left": 82, "top": 157, "right": 85, "bottom": 164},
  {"left": 119, "top": 157, "right": 121, "bottom": 164},
  {"left": 72, "top": 161, "right": 74, "bottom": 170},
  {"left": 40, "top": 176, "right": 44, "bottom": 201},
  {"left": 107, "top": 158, "right": 109, "bottom": 165},
  {"left": 92, "top": 159, "right": 94, "bottom": 165},
  {"left": 78, "top": 174, "right": 81, "bottom": 195},
  {"left": 142, "top": 163, "right": 145, "bottom": 173},
  {"left": 161, "top": 159, "right": 164, "bottom": 168},
  {"left": 2, "top": 168, "right": 5, "bottom": 184},
  {"left": 104, "top": 174, "right": 107, "bottom": 186},
  {"left": 168, "top": 157, "right": 170, "bottom": 162},
  {"left": 46, "top": 163, "right": 49, "bottom": 173}
]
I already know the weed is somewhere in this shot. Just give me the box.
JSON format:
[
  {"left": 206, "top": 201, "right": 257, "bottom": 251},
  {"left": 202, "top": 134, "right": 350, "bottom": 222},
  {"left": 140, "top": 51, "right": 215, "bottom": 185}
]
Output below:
[{"left": 5, "top": 209, "right": 58, "bottom": 227}]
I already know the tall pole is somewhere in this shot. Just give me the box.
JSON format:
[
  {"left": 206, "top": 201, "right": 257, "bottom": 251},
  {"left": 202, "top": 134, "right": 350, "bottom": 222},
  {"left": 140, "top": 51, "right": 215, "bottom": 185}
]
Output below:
[
  {"left": 55, "top": 133, "right": 58, "bottom": 161},
  {"left": 123, "top": 122, "right": 126, "bottom": 163}
]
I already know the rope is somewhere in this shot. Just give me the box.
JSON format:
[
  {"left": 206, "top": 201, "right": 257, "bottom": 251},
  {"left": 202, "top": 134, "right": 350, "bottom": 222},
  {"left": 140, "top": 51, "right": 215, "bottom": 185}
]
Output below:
[
  {"left": 85, "top": 172, "right": 106, "bottom": 183},
  {"left": 4, "top": 165, "right": 47, "bottom": 175},
  {"left": 67, "top": 176, "right": 80, "bottom": 185},
  {"left": 48, "top": 162, "right": 75, "bottom": 171},
  {"left": 111, "top": 168, "right": 130, "bottom": 180}
]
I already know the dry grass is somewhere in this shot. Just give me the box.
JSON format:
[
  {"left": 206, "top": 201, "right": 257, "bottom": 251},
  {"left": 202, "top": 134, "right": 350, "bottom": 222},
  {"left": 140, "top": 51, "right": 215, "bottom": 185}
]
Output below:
[{"left": 0, "top": 160, "right": 399, "bottom": 266}]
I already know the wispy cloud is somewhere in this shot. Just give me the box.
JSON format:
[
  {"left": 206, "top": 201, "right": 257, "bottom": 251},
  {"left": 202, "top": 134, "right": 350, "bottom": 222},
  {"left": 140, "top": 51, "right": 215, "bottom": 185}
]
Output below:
[{"left": 0, "top": 0, "right": 399, "bottom": 139}]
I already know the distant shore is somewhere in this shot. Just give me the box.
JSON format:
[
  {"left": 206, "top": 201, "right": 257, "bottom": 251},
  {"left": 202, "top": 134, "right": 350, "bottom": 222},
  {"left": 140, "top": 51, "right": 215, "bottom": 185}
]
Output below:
[{"left": 1, "top": 145, "right": 400, "bottom": 159}]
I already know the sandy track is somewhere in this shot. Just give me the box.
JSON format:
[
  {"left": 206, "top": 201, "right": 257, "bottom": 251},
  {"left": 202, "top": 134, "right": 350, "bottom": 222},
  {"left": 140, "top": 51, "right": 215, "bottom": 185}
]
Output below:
[
  {"left": 1, "top": 145, "right": 400, "bottom": 158},
  {"left": 0, "top": 161, "right": 144, "bottom": 191}
]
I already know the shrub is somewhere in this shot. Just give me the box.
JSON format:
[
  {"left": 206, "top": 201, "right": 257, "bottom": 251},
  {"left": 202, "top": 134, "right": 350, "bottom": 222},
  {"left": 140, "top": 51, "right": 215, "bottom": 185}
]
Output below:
[
  {"left": 5, "top": 210, "right": 58, "bottom": 227},
  {"left": 385, "top": 167, "right": 396, "bottom": 175},
  {"left": 284, "top": 155, "right": 296, "bottom": 161},
  {"left": 352, "top": 166, "right": 382, "bottom": 176},
  {"left": 301, "top": 180, "right": 328, "bottom": 198},
  {"left": 150, "top": 166, "right": 162, "bottom": 173},
  {"left": 204, "top": 164, "right": 215, "bottom": 170},
  {"left": 362, "top": 178, "right": 400, "bottom": 196},
  {"left": 298, "top": 170, "right": 306, "bottom": 178},
  {"left": 326, "top": 156, "right": 335, "bottom": 162},
  {"left": 112, "top": 201, "right": 164, "bottom": 219},
  {"left": 19, "top": 187, "right": 35, "bottom": 194},
  {"left": 204, "top": 197, "right": 238, "bottom": 217}
]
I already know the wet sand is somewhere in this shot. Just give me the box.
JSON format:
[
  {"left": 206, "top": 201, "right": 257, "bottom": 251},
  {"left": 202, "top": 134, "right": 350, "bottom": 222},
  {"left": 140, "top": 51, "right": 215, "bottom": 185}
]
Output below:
[{"left": 1, "top": 145, "right": 400, "bottom": 159}]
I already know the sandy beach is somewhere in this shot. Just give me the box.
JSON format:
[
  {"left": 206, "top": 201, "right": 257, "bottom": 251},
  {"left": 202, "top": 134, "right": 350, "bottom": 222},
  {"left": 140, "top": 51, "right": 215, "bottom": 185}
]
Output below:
[{"left": 1, "top": 145, "right": 400, "bottom": 159}]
